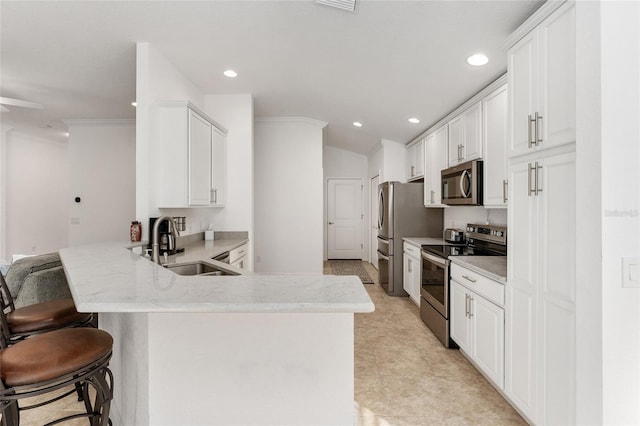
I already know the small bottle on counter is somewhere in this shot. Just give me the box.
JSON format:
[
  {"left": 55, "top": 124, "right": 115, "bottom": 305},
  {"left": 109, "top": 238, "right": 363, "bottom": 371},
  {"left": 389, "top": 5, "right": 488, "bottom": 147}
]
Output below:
[{"left": 130, "top": 221, "right": 142, "bottom": 242}]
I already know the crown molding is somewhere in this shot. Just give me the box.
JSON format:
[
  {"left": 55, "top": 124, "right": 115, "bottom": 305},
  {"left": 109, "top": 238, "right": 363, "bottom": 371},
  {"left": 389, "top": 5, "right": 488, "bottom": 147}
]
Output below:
[
  {"left": 62, "top": 119, "right": 135, "bottom": 127},
  {"left": 407, "top": 73, "right": 508, "bottom": 145},
  {"left": 255, "top": 117, "right": 328, "bottom": 128},
  {"left": 502, "top": 0, "right": 568, "bottom": 50}
]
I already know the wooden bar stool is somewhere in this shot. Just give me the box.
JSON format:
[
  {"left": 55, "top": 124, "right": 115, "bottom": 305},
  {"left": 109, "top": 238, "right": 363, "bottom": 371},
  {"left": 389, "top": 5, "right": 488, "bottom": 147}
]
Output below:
[
  {"left": 0, "top": 327, "right": 113, "bottom": 425},
  {"left": 0, "top": 273, "right": 93, "bottom": 345}
]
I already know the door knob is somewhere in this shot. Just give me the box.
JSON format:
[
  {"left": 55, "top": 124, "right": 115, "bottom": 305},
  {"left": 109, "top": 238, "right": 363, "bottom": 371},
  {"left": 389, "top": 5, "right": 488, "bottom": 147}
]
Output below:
[{"left": 328, "top": 222, "right": 335, "bottom": 225}]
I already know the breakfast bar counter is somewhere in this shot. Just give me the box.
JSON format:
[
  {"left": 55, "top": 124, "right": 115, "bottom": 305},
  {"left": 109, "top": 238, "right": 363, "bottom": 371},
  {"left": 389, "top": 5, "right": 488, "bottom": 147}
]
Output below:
[{"left": 60, "top": 242, "right": 374, "bottom": 426}]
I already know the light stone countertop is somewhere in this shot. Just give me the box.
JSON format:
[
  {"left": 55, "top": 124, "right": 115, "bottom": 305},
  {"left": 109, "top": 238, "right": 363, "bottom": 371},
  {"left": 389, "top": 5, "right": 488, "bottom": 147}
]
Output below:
[
  {"left": 448, "top": 256, "right": 507, "bottom": 282},
  {"left": 402, "top": 237, "right": 445, "bottom": 247},
  {"left": 59, "top": 242, "right": 375, "bottom": 314}
]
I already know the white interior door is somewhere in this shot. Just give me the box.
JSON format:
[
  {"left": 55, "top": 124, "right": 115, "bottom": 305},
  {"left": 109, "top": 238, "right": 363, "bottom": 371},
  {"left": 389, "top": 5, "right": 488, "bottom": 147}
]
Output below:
[
  {"left": 327, "top": 178, "right": 362, "bottom": 259},
  {"left": 370, "top": 175, "right": 379, "bottom": 269}
]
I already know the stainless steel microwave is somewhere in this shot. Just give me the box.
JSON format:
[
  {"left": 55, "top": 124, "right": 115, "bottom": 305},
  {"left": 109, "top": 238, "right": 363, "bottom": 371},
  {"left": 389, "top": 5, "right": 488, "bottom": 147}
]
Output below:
[{"left": 441, "top": 159, "right": 483, "bottom": 205}]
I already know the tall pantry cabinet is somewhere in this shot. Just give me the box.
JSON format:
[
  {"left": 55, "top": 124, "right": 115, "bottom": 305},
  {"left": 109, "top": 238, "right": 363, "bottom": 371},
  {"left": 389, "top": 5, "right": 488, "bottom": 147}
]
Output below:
[{"left": 504, "top": 1, "right": 576, "bottom": 425}]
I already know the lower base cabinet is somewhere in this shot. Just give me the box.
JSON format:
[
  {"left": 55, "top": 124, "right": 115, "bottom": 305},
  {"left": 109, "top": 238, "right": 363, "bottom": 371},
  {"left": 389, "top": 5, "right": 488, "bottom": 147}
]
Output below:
[
  {"left": 450, "top": 264, "right": 505, "bottom": 389},
  {"left": 403, "top": 242, "right": 421, "bottom": 306}
]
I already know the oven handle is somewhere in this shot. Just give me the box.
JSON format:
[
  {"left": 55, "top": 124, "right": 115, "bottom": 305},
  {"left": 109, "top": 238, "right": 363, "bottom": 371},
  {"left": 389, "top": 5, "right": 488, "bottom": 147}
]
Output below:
[{"left": 421, "top": 250, "right": 448, "bottom": 267}]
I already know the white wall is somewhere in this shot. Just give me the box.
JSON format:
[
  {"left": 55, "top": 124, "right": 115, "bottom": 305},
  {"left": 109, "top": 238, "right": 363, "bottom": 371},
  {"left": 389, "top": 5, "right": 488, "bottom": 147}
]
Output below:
[
  {"left": 254, "top": 118, "right": 325, "bottom": 273},
  {"left": 599, "top": 1, "right": 640, "bottom": 423},
  {"left": 323, "top": 145, "right": 368, "bottom": 261},
  {"left": 3, "top": 130, "right": 69, "bottom": 257},
  {"left": 65, "top": 120, "right": 136, "bottom": 246},
  {"left": 0, "top": 126, "right": 9, "bottom": 261}
]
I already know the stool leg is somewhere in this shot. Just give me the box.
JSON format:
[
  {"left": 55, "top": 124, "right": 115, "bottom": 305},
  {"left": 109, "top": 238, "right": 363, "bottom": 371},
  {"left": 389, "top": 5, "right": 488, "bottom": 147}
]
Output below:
[
  {"left": 1, "top": 400, "right": 19, "bottom": 426},
  {"left": 87, "top": 367, "right": 113, "bottom": 426}
]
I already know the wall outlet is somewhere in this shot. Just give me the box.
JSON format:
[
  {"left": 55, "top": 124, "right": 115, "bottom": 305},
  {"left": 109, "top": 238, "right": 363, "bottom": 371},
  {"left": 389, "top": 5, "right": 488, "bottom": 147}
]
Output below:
[{"left": 622, "top": 257, "right": 639, "bottom": 288}]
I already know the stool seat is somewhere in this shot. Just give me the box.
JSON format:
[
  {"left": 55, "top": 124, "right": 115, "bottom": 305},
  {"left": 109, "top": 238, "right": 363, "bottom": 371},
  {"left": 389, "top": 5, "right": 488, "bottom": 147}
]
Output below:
[
  {"left": 0, "top": 328, "right": 113, "bottom": 387},
  {"left": 6, "top": 299, "right": 91, "bottom": 334}
]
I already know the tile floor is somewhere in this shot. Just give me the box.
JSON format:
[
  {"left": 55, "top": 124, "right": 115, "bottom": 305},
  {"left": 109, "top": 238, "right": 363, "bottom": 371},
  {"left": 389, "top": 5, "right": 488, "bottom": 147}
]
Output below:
[
  {"left": 10, "top": 261, "right": 525, "bottom": 426},
  {"left": 343, "top": 261, "right": 527, "bottom": 426}
]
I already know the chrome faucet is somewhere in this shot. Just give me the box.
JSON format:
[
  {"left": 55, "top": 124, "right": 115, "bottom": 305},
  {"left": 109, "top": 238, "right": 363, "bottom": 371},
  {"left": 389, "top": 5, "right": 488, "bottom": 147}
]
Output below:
[{"left": 151, "top": 216, "right": 180, "bottom": 264}]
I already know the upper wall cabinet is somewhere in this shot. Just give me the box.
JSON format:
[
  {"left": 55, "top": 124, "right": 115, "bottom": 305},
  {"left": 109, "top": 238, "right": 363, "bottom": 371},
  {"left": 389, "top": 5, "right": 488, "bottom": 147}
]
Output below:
[
  {"left": 153, "top": 101, "right": 227, "bottom": 208},
  {"left": 482, "top": 84, "right": 508, "bottom": 208},
  {"left": 448, "top": 101, "right": 482, "bottom": 166},
  {"left": 507, "top": 2, "right": 576, "bottom": 158},
  {"left": 406, "top": 139, "right": 424, "bottom": 181},
  {"left": 424, "top": 125, "right": 449, "bottom": 207}
]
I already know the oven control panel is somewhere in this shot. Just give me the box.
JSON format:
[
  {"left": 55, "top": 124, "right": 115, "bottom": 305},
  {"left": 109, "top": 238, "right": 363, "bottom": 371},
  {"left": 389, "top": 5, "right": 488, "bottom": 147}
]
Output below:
[{"left": 466, "top": 224, "right": 507, "bottom": 246}]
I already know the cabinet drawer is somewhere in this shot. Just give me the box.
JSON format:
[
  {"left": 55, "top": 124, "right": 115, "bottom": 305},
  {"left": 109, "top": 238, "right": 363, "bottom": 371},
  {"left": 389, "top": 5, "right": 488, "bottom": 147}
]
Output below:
[
  {"left": 229, "top": 243, "right": 248, "bottom": 264},
  {"left": 403, "top": 242, "right": 420, "bottom": 258},
  {"left": 450, "top": 263, "right": 504, "bottom": 307}
]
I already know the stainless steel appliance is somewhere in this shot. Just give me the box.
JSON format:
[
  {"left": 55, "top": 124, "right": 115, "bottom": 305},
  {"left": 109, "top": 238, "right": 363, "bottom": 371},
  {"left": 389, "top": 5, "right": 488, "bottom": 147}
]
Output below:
[
  {"left": 377, "top": 181, "right": 443, "bottom": 296},
  {"left": 420, "top": 223, "right": 507, "bottom": 347},
  {"left": 441, "top": 160, "right": 483, "bottom": 205},
  {"left": 443, "top": 228, "right": 465, "bottom": 243}
]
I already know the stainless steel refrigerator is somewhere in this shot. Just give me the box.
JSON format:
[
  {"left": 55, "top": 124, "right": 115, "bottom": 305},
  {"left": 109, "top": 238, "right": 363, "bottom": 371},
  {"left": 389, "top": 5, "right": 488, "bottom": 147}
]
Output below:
[{"left": 377, "top": 181, "right": 443, "bottom": 296}]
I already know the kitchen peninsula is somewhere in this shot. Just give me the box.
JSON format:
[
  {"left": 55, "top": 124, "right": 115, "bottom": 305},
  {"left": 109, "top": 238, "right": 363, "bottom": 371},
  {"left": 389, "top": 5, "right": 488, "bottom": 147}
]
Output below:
[{"left": 59, "top": 242, "right": 374, "bottom": 426}]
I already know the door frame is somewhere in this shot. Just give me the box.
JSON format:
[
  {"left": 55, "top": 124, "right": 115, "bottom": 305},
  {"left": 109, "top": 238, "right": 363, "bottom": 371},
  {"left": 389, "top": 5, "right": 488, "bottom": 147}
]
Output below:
[{"left": 324, "top": 177, "right": 364, "bottom": 261}]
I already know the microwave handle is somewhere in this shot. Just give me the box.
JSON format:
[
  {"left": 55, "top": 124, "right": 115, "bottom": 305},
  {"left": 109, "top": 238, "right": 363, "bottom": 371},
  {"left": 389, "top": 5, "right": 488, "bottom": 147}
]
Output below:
[{"left": 460, "top": 169, "right": 471, "bottom": 198}]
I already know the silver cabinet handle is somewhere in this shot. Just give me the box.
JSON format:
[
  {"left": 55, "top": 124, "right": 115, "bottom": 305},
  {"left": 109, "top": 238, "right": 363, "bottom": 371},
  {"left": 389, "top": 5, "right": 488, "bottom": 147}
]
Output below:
[
  {"left": 430, "top": 189, "right": 435, "bottom": 205},
  {"left": 528, "top": 163, "right": 536, "bottom": 196},
  {"left": 410, "top": 165, "right": 415, "bottom": 177},
  {"left": 528, "top": 114, "right": 536, "bottom": 148},
  {"left": 503, "top": 179, "right": 508, "bottom": 203},
  {"left": 535, "top": 112, "right": 543, "bottom": 146},
  {"left": 462, "top": 275, "right": 477, "bottom": 283},
  {"left": 535, "top": 162, "right": 542, "bottom": 194},
  {"left": 465, "top": 294, "right": 469, "bottom": 318},
  {"left": 408, "top": 258, "right": 412, "bottom": 273},
  {"left": 469, "top": 296, "right": 474, "bottom": 318},
  {"left": 328, "top": 222, "right": 335, "bottom": 225}
]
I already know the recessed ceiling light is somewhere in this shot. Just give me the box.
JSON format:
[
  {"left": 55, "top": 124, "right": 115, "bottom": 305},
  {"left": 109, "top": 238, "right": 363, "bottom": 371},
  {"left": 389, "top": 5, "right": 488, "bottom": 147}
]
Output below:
[
  {"left": 224, "top": 70, "right": 238, "bottom": 78},
  {"left": 467, "top": 53, "right": 489, "bottom": 66},
  {"left": 131, "top": 102, "right": 137, "bottom": 107},
  {"left": 408, "top": 117, "right": 420, "bottom": 124},
  {"left": 353, "top": 121, "right": 363, "bottom": 127}
]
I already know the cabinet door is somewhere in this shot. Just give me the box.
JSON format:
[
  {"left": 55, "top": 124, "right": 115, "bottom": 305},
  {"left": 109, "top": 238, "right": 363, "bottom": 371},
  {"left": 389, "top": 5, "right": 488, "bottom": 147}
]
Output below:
[
  {"left": 424, "top": 126, "right": 448, "bottom": 207},
  {"left": 472, "top": 293, "right": 505, "bottom": 389},
  {"left": 450, "top": 280, "right": 471, "bottom": 352},
  {"left": 414, "top": 140, "right": 424, "bottom": 177},
  {"left": 537, "top": 151, "right": 576, "bottom": 425},
  {"left": 211, "top": 127, "right": 226, "bottom": 206},
  {"left": 505, "top": 159, "right": 538, "bottom": 421},
  {"left": 508, "top": 30, "right": 538, "bottom": 157},
  {"left": 409, "top": 256, "right": 420, "bottom": 306},
  {"left": 188, "top": 110, "right": 212, "bottom": 206},
  {"left": 403, "top": 254, "right": 411, "bottom": 297},
  {"left": 406, "top": 144, "right": 417, "bottom": 180},
  {"left": 448, "top": 115, "right": 464, "bottom": 166},
  {"left": 483, "top": 85, "right": 508, "bottom": 207},
  {"left": 538, "top": 3, "right": 576, "bottom": 151},
  {"left": 462, "top": 102, "right": 482, "bottom": 161}
]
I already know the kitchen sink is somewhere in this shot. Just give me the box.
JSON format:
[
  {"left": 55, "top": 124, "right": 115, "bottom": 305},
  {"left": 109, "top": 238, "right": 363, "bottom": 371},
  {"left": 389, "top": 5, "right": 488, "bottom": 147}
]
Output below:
[{"left": 164, "top": 261, "right": 238, "bottom": 276}]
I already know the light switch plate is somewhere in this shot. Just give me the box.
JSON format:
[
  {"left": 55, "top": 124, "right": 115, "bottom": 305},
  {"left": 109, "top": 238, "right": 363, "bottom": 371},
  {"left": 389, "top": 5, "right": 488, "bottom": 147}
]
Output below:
[{"left": 622, "top": 257, "right": 640, "bottom": 288}]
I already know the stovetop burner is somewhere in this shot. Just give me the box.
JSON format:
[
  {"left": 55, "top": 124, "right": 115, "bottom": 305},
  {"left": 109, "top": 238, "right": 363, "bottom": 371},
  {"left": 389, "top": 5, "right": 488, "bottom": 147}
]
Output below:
[
  {"left": 422, "top": 223, "right": 508, "bottom": 258},
  {"left": 421, "top": 244, "right": 504, "bottom": 258}
]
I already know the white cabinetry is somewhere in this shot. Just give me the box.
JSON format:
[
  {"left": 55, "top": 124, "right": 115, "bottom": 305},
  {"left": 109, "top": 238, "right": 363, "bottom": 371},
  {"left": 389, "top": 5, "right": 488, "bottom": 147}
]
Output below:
[
  {"left": 154, "top": 101, "right": 227, "bottom": 208},
  {"left": 482, "top": 84, "right": 508, "bottom": 208},
  {"left": 448, "top": 102, "right": 482, "bottom": 166},
  {"left": 450, "top": 263, "right": 505, "bottom": 389},
  {"left": 505, "top": 2, "right": 576, "bottom": 424},
  {"left": 406, "top": 140, "right": 424, "bottom": 181},
  {"left": 507, "top": 2, "right": 575, "bottom": 158},
  {"left": 423, "top": 125, "right": 448, "bottom": 207},
  {"left": 230, "top": 243, "right": 248, "bottom": 270},
  {"left": 402, "top": 242, "right": 421, "bottom": 306}
]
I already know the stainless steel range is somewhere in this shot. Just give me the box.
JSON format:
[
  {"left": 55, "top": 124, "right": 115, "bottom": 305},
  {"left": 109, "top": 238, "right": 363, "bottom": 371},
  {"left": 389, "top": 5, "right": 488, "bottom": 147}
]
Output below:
[{"left": 420, "top": 223, "right": 507, "bottom": 347}]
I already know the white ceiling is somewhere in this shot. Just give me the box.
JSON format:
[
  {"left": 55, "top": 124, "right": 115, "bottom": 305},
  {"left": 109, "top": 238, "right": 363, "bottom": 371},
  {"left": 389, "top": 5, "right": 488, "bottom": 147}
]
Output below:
[{"left": 0, "top": 0, "right": 543, "bottom": 154}]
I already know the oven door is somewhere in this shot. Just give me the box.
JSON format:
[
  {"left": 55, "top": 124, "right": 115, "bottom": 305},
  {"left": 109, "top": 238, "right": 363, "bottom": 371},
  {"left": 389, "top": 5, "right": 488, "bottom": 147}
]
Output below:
[{"left": 420, "top": 251, "right": 449, "bottom": 317}]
